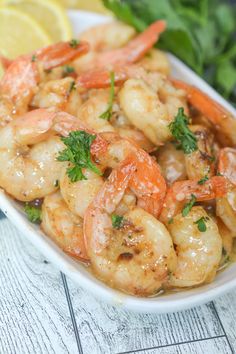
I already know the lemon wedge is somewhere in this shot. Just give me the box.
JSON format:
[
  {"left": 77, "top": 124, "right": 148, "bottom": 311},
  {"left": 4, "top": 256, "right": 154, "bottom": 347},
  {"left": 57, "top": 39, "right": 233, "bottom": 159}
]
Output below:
[
  {"left": 1, "top": 0, "right": 72, "bottom": 41},
  {"left": 0, "top": 6, "right": 51, "bottom": 59}
]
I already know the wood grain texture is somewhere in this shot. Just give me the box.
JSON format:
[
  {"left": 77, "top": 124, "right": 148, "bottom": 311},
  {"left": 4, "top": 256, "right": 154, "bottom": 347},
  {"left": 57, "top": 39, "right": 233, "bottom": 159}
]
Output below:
[
  {"left": 0, "top": 218, "right": 77, "bottom": 354},
  {"left": 66, "top": 277, "right": 229, "bottom": 354},
  {"left": 0, "top": 216, "right": 235, "bottom": 354}
]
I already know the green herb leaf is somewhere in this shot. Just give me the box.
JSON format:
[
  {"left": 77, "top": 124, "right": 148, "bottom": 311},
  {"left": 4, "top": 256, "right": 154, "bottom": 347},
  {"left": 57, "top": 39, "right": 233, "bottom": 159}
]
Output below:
[
  {"left": 63, "top": 65, "right": 75, "bottom": 74},
  {"left": 24, "top": 203, "right": 41, "bottom": 223},
  {"left": 168, "top": 217, "right": 174, "bottom": 224},
  {"left": 57, "top": 131, "right": 101, "bottom": 182},
  {"left": 182, "top": 194, "right": 196, "bottom": 217},
  {"left": 194, "top": 216, "right": 209, "bottom": 232},
  {"left": 197, "top": 175, "right": 209, "bottom": 185},
  {"left": 68, "top": 81, "right": 76, "bottom": 93},
  {"left": 69, "top": 39, "right": 79, "bottom": 48},
  {"left": 112, "top": 214, "right": 124, "bottom": 229},
  {"left": 99, "top": 71, "right": 115, "bottom": 120},
  {"left": 169, "top": 107, "right": 197, "bottom": 154},
  {"left": 31, "top": 54, "right": 37, "bottom": 62}
]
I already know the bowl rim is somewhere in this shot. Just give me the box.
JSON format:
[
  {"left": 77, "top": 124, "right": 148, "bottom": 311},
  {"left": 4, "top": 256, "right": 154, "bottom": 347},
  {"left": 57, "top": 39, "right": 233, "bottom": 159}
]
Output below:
[{"left": 1, "top": 9, "right": 236, "bottom": 314}]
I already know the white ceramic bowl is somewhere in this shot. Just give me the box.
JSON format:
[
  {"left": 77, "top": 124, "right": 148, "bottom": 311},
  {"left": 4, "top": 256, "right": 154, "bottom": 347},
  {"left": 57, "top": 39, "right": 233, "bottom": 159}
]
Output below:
[{"left": 1, "top": 10, "right": 236, "bottom": 314}]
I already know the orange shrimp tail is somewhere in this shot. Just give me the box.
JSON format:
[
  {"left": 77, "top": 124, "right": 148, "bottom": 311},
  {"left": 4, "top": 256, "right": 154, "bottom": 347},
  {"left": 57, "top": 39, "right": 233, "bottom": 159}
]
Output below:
[
  {"left": 172, "top": 79, "right": 231, "bottom": 127},
  {"left": 96, "top": 20, "right": 166, "bottom": 67},
  {"left": 76, "top": 66, "right": 128, "bottom": 89},
  {"left": 36, "top": 40, "right": 90, "bottom": 70},
  {"left": 0, "top": 55, "right": 12, "bottom": 70}
]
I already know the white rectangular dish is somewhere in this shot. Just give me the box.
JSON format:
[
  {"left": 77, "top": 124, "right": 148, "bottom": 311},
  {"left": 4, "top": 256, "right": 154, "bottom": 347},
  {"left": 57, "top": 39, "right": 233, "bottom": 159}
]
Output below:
[{"left": 1, "top": 10, "right": 236, "bottom": 314}]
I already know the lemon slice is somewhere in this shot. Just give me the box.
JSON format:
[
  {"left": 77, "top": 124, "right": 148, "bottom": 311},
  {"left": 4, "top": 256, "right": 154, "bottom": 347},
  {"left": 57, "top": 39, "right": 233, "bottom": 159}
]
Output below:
[
  {"left": 3, "top": 0, "right": 72, "bottom": 41},
  {"left": 0, "top": 6, "right": 51, "bottom": 59}
]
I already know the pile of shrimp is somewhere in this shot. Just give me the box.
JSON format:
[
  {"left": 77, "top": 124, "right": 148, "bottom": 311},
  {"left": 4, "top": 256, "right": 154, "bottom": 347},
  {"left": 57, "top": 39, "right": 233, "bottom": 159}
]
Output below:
[{"left": 1, "top": 20, "right": 236, "bottom": 297}]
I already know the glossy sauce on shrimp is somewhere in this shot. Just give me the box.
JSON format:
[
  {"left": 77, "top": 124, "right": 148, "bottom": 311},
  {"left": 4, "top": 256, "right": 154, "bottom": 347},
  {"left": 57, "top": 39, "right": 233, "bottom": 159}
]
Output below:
[{"left": 0, "top": 20, "right": 235, "bottom": 297}]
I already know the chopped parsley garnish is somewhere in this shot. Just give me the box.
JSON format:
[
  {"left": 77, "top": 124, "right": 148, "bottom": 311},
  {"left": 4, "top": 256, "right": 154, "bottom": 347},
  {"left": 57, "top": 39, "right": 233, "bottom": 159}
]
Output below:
[
  {"left": 54, "top": 180, "right": 59, "bottom": 187},
  {"left": 217, "top": 172, "right": 223, "bottom": 176},
  {"left": 24, "top": 203, "right": 41, "bottom": 224},
  {"left": 168, "top": 217, "right": 174, "bottom": 224},
  {"left": 99, "top": 71, "right": 115, "bottom": 120},
  {"left": 197, "top": 175, "right": 209, "bottom": 185},
  {"left": 182, "top": 194, "right": 196, "bottom": 217},
  {"left": 194, "top": 216, "right": 209, "bottom": 232},
  {"left": 68, "top": 80, "right": 76, "bottom": 93},
  {"left": 112, "top": 214, "right": 124, "bottom": 229},
  {"left": 63, "top": 65, "right": 75, "bottom": 74},
  {"left": 31, "top": 54, "right": 37, "bottom": 62},
  {"left": 169, "top": 107, "right": 198, "bottom": 154},
  {"left": 57, "top": 131, "right": 101, "bottom": 182},
  {"left": 69, "top": 39, "right": 79, "bottom": 48}
]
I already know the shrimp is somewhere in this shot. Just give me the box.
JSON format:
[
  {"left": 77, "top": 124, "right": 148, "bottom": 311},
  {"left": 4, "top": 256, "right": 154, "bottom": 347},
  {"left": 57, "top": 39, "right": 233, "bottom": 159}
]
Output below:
[
  {"left": 138, "top": 49, "right": 170, "bottom": 75},
  {"left": 83, "top": 156, "right": 176, "bottom": 296},
  {"left": 156, "top": 142, "right": 187, "bottom": 185},
  {"left": 168, "top": 206, "right": 222, "bottom": 287},
  {"left": 217, "top": 218, "right": 234, "bottom": 268},
  {"left": 172, "top": 80, "right": 236, "bottom": 147},
  {"left": 118, "top": 76, "right": 187, "bottom": 145},
  {"left": 185, "top": 125, "right": 215, "bottom": 180},
  {"left": 77, "top": 89, "right": 115, "bottom": 133},
  {"left": 75, "top": 20, "right": 166, "bottom": 73},
  {"left": 96, "top": 132, "right": 167, "bottom": 218},
  {"left": 160, "top": 176, "right": 227, "bottom": 224},
  {"left": 0, "top": 41, "right": 89, "bottom": 116},
  {"left": 41, "top": 191, "right": 88, "bottom": 261},
  {"left": 0, "top": 108, "right": 105, "bottom": 201},
  {"left": 216, "top": 148, "right": 236, "bottom": 233},
  {"left": 79, "top": 22, "right": 136, "bottom": 51},
  {"left": 60, "top": 168, "right": 104, "bottom": 218},
  {"left": 31, "top": 77, "right": 82, "bottom": 116}
]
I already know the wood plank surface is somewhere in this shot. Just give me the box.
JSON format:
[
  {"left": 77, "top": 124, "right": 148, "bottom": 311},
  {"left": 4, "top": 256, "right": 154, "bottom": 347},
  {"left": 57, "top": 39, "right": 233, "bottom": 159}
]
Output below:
[{"left": 0, "top": 216, "right": 235, "bottom": 354}]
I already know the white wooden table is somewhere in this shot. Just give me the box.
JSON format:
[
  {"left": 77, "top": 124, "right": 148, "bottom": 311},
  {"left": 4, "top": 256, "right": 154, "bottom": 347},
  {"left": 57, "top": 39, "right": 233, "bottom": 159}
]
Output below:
[{"left": 0, "top": 210, "right": 235, "bottom": 354}]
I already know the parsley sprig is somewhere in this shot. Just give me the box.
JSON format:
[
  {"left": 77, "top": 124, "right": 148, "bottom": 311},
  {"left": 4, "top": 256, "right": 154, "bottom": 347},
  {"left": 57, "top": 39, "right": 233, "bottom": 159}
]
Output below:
[
  {"left": 169, "top": 107, "right": 198, "bottom": 154},
  {"left": 57, "top": 131, "right": 101, "bottom": 182},
  {"left": 182, "top": 194, "right": 196, "bottom": 217},
  {"left": 198, "top": 175, "right": 209, "bottom": 185},
  {"left": 112, "top": 214, "right": 124, "bottom": 229},
  {"left": 24, "top": 203, "right": 41, "bottom": 224},
  {"left": 99, "top": 71, "right": 115, "bottom": 120},
  {"left": 194, "top": 216, "right": 209, "bottom": 232}
]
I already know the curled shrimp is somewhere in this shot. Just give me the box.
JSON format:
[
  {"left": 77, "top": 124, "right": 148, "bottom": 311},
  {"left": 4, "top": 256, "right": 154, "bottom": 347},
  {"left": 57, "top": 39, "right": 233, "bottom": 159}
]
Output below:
[
  {"left": 75, "top": 20, "right": 166, "bottom": 74},
  {"left": 0, "top": 108, "right": 105, "bottom": 201},
  {"left": 185, "top": 125, "right": 215, "bottom": 180},
  {"left": 83, "top": 156, "right": 176, "bottom": 296},
  {"left": 41, "top": 191, "right": 88, "bottom": 261},
  {"left": 172, "top": 80, "right": 236, "bottom": 147},
  {"left": 168, "top": 206, "right": 222, "bottom": 287},
  {"left": 160, "top": 176, "right": 227, "bottom": 224},
  {"left": 216, "top": 148, "right": 236, "bottom": 233},
  {"left": 0, "top": 41, "right": 89, "bottom": 116}
]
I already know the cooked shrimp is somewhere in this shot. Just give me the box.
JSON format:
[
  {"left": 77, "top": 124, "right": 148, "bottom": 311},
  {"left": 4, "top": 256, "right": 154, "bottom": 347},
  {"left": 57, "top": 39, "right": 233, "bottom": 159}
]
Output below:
[
  {"left": 217, "top": 218, "right": 234, "bottom": 268},
  {"left": 160, "top": 176, "right": 227, "bottom": 224},
  {"left": 119, "top": 76, "right": 187, "bottom": 145},
  {"left": 0, "top": 108, "right": 104, "bottom": 201},
  {"left": 185, "top": 125, "right": 215, "bottom": 180},
  {"left": 77, "top": 89, "right": 115, "bottom": 133},
  {"left": 79, "top": 22, "right": 136, "bottom": 51},
  {"left": 157, "top": 142, "right": 187, "bottom": 185},
  {"left": 41, "top": 191, "right": 88, "bottom": 261},
  {"left": 31, "top": 77, "right": 82, "bottom": 116},
  {"left": 84, "top": 156, "right": 176, "bottom": 296},
  {"left": 60, "top": 168, "right": 104, "bottom": 218},
  {"left": 0, "top": 41, "right": 89, "bottom": 116},
  {"left": 96, "top": 133, "right": 167, "bottom": 218},
  {"left": 75, "top": 20, "right": 166, "bottom": 73},
  {"left": 172, "top": 80, "right": 236, "bottom": 147},
  {"left": 138, "top": 49, "right": 170, "bottom": 75},
  {"left": 168, "top": 206, "right": 222, "bottom": 287},
  {"left": 216, "top": 148, "right": 236, "bottom": 233}
]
